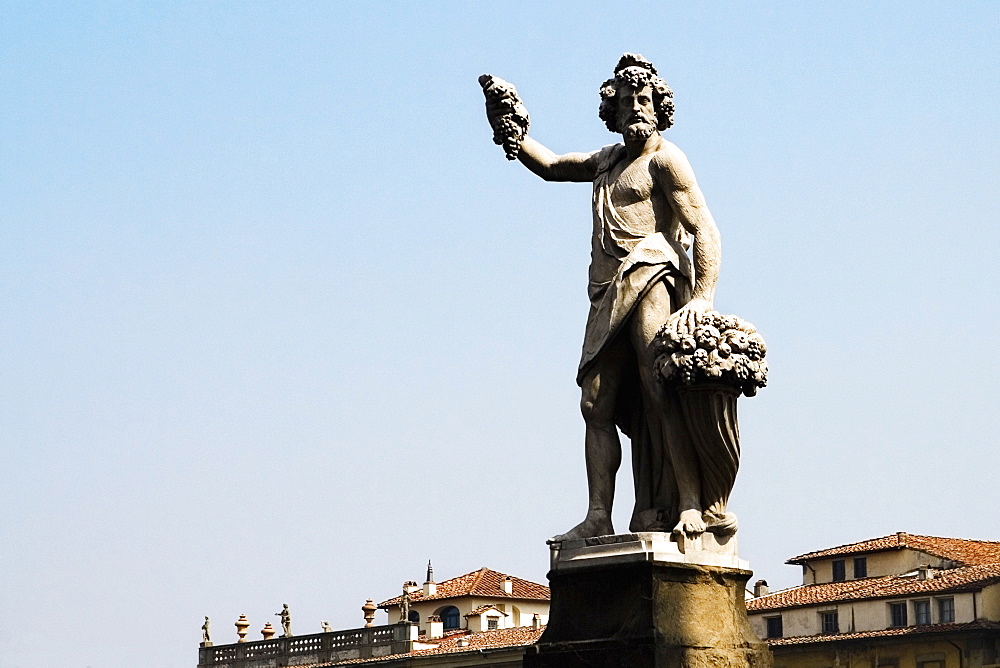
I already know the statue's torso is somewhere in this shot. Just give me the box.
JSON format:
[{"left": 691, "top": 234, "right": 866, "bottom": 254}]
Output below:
[
  {"left": 605, "top": 151, "right": 679, "bottom": 238},
  {"left": 590, "top": 145, "right": 689, "bottom": 288}
]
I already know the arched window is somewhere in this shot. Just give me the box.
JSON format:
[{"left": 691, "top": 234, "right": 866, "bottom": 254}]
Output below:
[
  {"left": 440, "top": 606, "right": 460, "bottom": 630},
  {"left": 408, "top": 610, "right": 420, "bottom": 623}
]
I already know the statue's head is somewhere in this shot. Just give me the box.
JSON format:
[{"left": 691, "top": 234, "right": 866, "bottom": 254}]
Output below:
[{"left": 599, "top": 53, "right": 674, "bottom": 137}]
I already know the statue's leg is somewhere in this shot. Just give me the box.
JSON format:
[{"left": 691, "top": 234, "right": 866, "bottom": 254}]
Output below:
[
  {"left": 631, "top": 282, "right": 706, "bottom": 536},
  {"left": 551, "top": 340, "right": 627, "bottom": 542}
]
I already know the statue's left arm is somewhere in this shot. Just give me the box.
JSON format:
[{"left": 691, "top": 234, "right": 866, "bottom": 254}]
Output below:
[{"left": 654, "top": 144, "right": 721, "bottom": 328}]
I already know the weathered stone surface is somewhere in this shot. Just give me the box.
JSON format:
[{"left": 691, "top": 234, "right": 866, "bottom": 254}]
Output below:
[{"left": 524, "top": 557, "right": 771, "bottom": 668}]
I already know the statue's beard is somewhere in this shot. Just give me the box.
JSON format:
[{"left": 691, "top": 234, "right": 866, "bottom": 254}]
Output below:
[{"left": 623, "top": 121, "right": 656, "bottom": 140}]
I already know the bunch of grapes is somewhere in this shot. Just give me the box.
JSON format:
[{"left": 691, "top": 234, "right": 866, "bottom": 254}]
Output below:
[{"left": 479, "top": 75, "right": 529, "bottom": 161}]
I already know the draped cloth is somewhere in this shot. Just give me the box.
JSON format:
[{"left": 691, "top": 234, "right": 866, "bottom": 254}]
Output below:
[{"left": 575, "top": 144, "right": 701, "bottom": 532}]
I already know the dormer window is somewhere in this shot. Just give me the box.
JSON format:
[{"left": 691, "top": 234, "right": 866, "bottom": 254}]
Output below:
[
  {"left": 853, "top": 557, "right": 867, "bottom": 578},
  {"left": 832, "top": 559, "right": 846, "bottom": 582}
]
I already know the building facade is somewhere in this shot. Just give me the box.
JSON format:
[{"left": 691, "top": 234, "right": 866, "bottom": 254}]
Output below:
[{"left": 747, "top": 532, "right": 1000, "bottom": 668}]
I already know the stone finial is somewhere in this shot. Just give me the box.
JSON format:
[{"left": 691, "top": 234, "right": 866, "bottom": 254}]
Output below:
[
  {"left": 362, "top": 599, "right": 377, "bottom": 627},
  {"left": 261, "top": 622, "right": 276, "bottom": 640},
  {"left": 235, "top": 614, "right": 250, "bottom": 643},
  {"left": 425, "top": 560, "right": 434, "bottom": 583}
]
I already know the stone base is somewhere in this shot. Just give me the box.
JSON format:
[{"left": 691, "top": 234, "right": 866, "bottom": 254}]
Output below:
[{"left": 524, "top": 533, "right": 772, "bottom": 668}]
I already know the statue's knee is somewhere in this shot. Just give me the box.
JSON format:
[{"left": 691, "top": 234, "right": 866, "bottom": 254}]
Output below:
[{"left": 580, "top": 395, "right": 613, "bottom": 427}]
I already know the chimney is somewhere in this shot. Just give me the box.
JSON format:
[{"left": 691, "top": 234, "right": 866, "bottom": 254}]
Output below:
[
  {"left": 403, "top": 581, "right": 419, "bottom": 595},
  {"left": 456, "top": 635, "right": 469, "bottom": 647},
  {"left": 532, "top": 613, "right": 541, "bottom": 630},
  {"left": 427, "top": 615, "right": 443, "bottom": 639},
  {"left": 501, "top": 576, "right": 513, "bottom": 594},
  {"left": 897, "top": 531, "right": 907, "bottom": 545},
  {"left": 424, "top": 561, "right": 437, "bottom": 597},
  {"left": 917, "top": 566, "right": 936, "bottom": 581},
  {"left": 753, "top": 579, "right": 769, "bottom": 597}
]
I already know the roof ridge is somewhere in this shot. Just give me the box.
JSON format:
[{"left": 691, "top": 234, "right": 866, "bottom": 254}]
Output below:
[{"left": 470, "top": 567, "right": 488, "bottom": 591}]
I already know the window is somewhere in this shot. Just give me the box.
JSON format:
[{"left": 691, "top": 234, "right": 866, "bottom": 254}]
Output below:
[
  {"left": 408, "top": 610, "right": 420, "bottom": 623},
  {"left": 821, "top": 611, "right": 839, "bottom": 634},
  {"left": 832, "top": 560, "right": 846, "bottom": 582},
  {"left": 853, "top": 557, "right": 868, "bottom": 578},
  {"left": 487, "top": 617, "right": 499, "bottom": 630},
  {"left": 765, "top": 616, "right": 783, "bottom": 639},
  {"left": 914, "top": 600, "right": 931, "bottom": 625},
  {"left": 440, "top": 606, "right": 461, "bottom": 630},
  {"left": 889, "top": 602, "right": 907, "bottom": 627},
  {"left": 937, "top": 597, "right": 955, "bottom": 623}
]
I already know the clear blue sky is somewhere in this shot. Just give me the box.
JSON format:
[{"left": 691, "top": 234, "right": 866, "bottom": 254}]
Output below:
[{"left": 2, "top": 2, "right": 998, "bottom": 667}]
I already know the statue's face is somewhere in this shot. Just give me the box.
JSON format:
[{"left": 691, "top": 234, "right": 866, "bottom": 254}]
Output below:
[{"left": 617, "top": 83, "right": 657, "bottom": 140}]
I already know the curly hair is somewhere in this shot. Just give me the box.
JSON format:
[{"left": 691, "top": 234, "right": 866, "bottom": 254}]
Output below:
[{"left": 598, "top": 53, "right": 675, "bottom": 133}]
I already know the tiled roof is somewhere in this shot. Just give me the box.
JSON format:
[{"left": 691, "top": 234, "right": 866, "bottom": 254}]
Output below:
[
  {"left": 465, "top": 604, "right": 507, "bottom": 617},
  {"left": 767, "top": 620, "right": 1000, "bottom": 646},
  {"left": 748, "top": 563, "right": 1000, "bottom": 612},
  {"left": 327, "top": 625, "right": 545, "bottom": 665},
  {"left": 378, "top": 568, "right": 549, "bottom": 608},
  {"left": 787, "top": 533, "right": 1000, "bottom": 566}
]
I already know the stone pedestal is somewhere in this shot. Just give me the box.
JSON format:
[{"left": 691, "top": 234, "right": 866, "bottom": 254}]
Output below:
[{"left": 523, "top": 533, "right": 772, "bottom": 668}]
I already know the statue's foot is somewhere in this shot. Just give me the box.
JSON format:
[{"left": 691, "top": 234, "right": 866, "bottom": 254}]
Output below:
[
  {"left": 673, "top": 509, "right": 706, "bottom": 536},
  {"left": 549, "top": 514, "right": 614, "bottom": 543}
]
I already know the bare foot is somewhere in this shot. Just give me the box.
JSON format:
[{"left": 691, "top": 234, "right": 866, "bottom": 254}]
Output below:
[
  {"left": 549, "top": 513, "right": 614, "bottom": 543},
  {"left": 673, "top": 509, "right": 706, "bottom": 536}
]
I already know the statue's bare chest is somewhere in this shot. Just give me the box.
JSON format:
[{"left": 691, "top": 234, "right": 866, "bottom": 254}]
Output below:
[{"left": 608, "top": 156, "right": 658, "bottom": 208}]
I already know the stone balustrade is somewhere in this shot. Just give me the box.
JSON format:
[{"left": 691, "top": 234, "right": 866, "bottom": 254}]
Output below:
[{"left": 198, "top": 622, "right": 416, "bottom": 668}]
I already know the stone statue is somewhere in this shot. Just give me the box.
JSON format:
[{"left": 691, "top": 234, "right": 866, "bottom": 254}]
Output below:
[
  {"left": 398, "top": 587, "right": 411, "bottom": 623},
  {"left": 481, "top": 54, "right": 729, "bottom": 540},
  {"left": 321, "top": 620, "right": 334, "bottom": 632},
  {"left": 275, "top": 603, "right": 292, "bottom": 637},
  {"left": 201, "top": 616, "right": 211, "bottom": 644}
]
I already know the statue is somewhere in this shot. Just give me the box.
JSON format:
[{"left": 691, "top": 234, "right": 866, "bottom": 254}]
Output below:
[
  {"left": 201, "top": 616, "right": 211, "bottom": 644},
  {"left": 481, "top": 54, "right": 740, "bottom": 540},
  {"left": 275, "top": 603, "right": 292, "bottom": 637},
  {"left": 398, "top": 587, "right": 411, "bottom": 623},
  {"left": 321, "top": 620, "right": 334, "bottom": 632}
]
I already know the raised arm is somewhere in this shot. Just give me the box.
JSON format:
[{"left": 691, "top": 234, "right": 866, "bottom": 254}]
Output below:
[
  {"left": 480, "top": 74, "right": 597, "bottom": 183},
  {"left": 517, "top": 136, "right": 598, "bottom": 183},
  {"left": 654, "top": 144, "right": 721, "bottom": 320}
]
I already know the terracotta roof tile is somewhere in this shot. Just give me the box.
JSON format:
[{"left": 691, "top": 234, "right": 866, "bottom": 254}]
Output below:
[
  {"left": 464, "top": 604, "right": 507, "bottom": 617},
  {"left": 767, "top": 620, "right": 1000, "bottom": 646},
  {"left": 378, "top": 568, "right": 549, "bottom": 608},
  {"left": 748, "top": 563, "right": 1000, "bottom": 611},
  {"left": 326, "top": 625, "right": 545, "bottom": 664},
  {"left": 786, "top": 533, "right": 1000, "bottom": 565}
]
